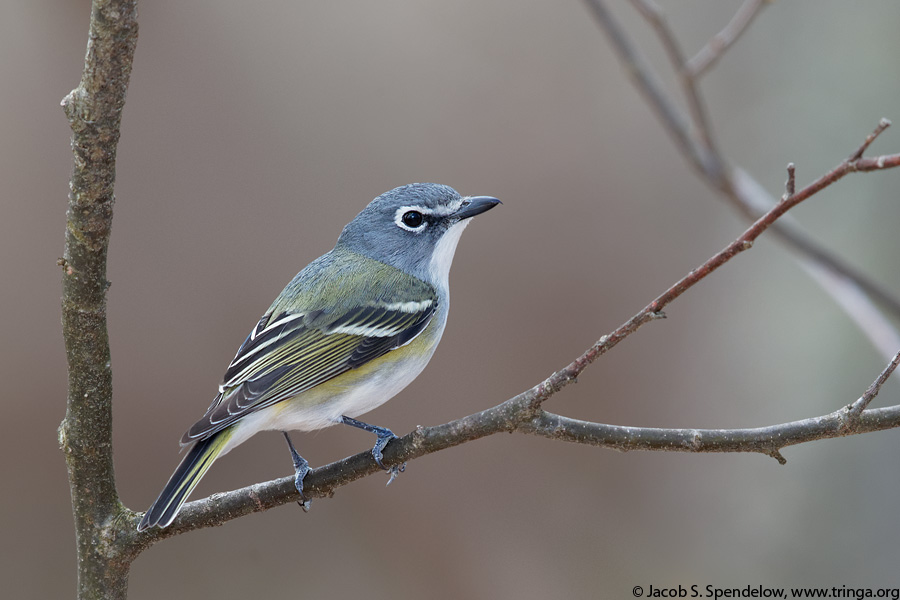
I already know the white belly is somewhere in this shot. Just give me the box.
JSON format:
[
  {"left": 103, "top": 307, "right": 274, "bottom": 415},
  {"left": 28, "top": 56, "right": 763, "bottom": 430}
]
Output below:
[{"left": 218, "top": 315, "right": 444, "bottom": 457}]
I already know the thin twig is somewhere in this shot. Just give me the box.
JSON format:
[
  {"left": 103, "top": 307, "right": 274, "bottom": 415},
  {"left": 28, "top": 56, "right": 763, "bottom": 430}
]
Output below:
[
  {"left": 582, "top": 0, "right": 715, "bottom": 179},
  {"left": 785, "top": 162, "right": 795, "bottom": 199},
  {"left": 629, "top": 0, "right": 721, "bottom": 163},
  {"left": 685, "top": 0, "right": 768, "bottom": 78},
  {"left": 856, "top": 152, "right": 900, "bottom": 171},
  {"left": 850, "top": 118, "right": 892, "bottom": 161},
  {"left": 732, "top": 165, "right": 900, "bottom": 348},
  {"left": 846, "top": 349, "right": 900, "bottom": 422}
]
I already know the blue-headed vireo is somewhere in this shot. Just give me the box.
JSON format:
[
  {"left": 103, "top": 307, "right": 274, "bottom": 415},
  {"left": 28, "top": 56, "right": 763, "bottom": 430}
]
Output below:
[{"left": 137, "top": 183, "right": 500, "bottom": 531}]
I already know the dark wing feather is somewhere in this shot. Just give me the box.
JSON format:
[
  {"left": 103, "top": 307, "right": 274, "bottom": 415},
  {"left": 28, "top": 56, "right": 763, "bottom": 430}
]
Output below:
[{"left": 182, "top": 302, "right": 435, "bottom": 443}]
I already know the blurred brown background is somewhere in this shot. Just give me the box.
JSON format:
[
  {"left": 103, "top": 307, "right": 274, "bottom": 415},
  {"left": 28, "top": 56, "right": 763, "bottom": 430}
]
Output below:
[{"left": 5, "top": 0, "right": 900, "bottom": 598}]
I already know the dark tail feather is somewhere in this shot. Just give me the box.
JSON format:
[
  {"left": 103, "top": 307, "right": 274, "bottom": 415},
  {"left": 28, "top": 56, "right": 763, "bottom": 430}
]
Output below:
[{"left": 137, "top": 430, "right": 232, "bottom": 531}]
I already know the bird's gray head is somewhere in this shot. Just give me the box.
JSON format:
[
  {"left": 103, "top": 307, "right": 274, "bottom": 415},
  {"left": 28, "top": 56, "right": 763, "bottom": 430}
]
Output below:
[{"left": 336, "top": 183, "right": 500, "bottom": 288}]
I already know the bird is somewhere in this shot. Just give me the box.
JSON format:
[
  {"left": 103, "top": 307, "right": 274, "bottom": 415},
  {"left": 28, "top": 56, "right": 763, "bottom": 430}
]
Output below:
[{"left": 137, "top": 183, "right": 500, "bottom": 531}]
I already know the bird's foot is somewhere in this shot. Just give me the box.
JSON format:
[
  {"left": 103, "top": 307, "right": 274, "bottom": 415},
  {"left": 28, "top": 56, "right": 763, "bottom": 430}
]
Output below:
[
  {"left": 282, "top": 432, "right": 311, "bottom": 510},
  {"left": 386, "top": 462, "right": 406, "bottom": 486},
  {"left": 340, "top": 415, "right": 402, "bottom": 472}
]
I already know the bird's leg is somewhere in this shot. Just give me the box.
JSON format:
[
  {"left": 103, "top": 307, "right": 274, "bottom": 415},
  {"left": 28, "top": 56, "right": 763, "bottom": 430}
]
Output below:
[
  {"left": 340, "top": 416, "right": 406, "bottom": 483},
  {"left": 282, "top": 432, "right": 311, "bottom": 511},
  {"left": 340, "top": 416, "right": 396, "bottom": 467}
]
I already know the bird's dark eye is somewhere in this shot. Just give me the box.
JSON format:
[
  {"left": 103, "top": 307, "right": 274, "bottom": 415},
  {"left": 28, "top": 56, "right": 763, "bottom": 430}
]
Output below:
[{"left": 402, "top": 210, "right": 424, "bottom": 228}]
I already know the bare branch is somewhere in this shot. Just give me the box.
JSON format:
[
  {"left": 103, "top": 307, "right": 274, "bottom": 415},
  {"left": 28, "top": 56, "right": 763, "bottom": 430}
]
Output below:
[
  {"left": 629, "top": 0, "right": 721, "bottom": 160},
  {"left": 785, "top": 163, "right": 795, "bottom": 199},
  {"left": 850, "top": 118, "right": 892, "bottom": 161},
  {"left": 846, "top": 349, "right": 900, "bottom": 422},
  {"left": 520, "top": 400, "right": 900, "bottom": 465},
  {"left": 731, "top": 166, "right": 900, "bottom": 360},
  {"left": 637, "top": 122, "right": 900, "bottom": 323},
  {"left": 582, "top": 0, "right": 716, "bottom": 179},
  {"left": 685, "top": 0, "right": 768, "bottom": 78},
  {"left": 520, "top": 345, "right": 900, "bottom": 463},
  {"left": 856, "top": 152, "right": 900, "bottom": 171}
]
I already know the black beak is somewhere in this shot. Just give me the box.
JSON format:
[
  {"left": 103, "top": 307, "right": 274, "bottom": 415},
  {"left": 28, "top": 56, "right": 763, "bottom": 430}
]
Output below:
[{"left": 455, "top": 196, "right": 501, "bottom": 220}]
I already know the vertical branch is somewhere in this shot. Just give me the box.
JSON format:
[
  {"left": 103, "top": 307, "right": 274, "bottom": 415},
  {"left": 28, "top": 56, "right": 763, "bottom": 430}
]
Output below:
[{"left": 60, "top": 1, "right": 139, "bottom": 598}]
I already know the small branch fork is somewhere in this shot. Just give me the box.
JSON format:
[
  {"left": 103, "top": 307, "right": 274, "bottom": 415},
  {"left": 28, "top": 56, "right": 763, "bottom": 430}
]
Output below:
[
  {"left": 685, "top": 0, "right": 767, "bottom": 78},
  {"left": 132, "top": 122, "right": 900, "bottom": 547},
  {"left": 584, "top": 0, "right": 900, "bottom": 361}
]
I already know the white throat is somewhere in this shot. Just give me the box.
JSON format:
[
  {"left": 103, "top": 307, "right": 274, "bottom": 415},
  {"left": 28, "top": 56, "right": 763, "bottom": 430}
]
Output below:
[{"left": 428, "top": 219, "right": 471, "bottom": 291}]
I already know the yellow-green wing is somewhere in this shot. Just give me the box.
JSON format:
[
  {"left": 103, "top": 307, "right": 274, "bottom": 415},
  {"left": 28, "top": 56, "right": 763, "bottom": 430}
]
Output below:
[{"left": 182, "top": 299, "right": 435, "bottom": 443}]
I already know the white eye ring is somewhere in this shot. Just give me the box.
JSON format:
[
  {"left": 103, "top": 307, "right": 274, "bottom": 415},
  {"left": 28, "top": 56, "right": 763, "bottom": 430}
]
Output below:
[{"left": 394, "top": 206, "right": 429, "bottom": 232}]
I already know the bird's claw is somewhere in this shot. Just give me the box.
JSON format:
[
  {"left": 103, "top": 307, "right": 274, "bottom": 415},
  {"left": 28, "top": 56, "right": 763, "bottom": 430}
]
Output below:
[
  {"left": 371, "top": 429, "right": 398, "bottom": 470},
  {"left": 386, "top": 462, "right": 406, "bottom": 486}
]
